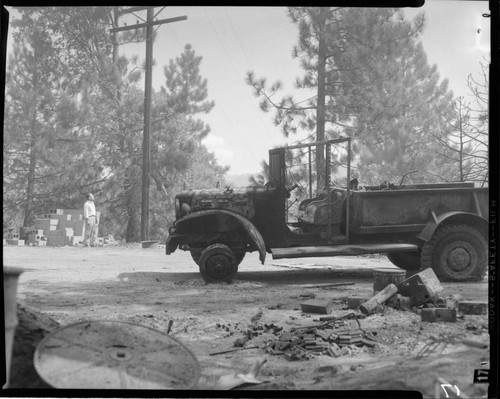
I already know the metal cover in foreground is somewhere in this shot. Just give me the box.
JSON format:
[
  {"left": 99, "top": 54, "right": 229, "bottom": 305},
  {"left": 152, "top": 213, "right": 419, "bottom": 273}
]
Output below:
[{"left": 34, "top": 320, "right": 200, "bottom": 389}]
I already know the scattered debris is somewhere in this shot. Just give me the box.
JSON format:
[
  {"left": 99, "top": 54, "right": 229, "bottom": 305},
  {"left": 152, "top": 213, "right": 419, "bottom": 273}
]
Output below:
[
  {"left": 359, "top": 284, "right": 398, "bottom": 315},
  {"left": 267, "top": 303, "right": 285, "bottom": 310},
  {"left": 396, "top": 268, "right": 443, "bottom": 307},
  {"left": 263, "top": 315, "right": 377, "bottom": 361},
  {"left": 300, "top": 299, "right": 334, "bottom": 314},
  {"left": 166, "top": 320, "right": 173, "bottom": 334},
  {"left": 297, "top": 282, "right": 355, "bottom": 289},
  {"left": 458, "top": 301, "right": 487, "bottom": 315},
  {"left": 444, "top": 294, "right": 463, "bottom": 310},
  {"left": 209, "top": 345, "right": 260, "bottom": 356},
  {"left": 461, "top": 338, "right": 488, "bottom": 349},
  {"left": 345, "top": 297, "right": 370, "bottom": 309},
  {"left": 415, "top": 333, "right": 461, "bottom": 359},
  {"left": 421, "top": 308, "right": 457, "bottom": 323},
  {"left": 216, "top": 358, "right": 269, "bottom": 390},
  {"left": 250, "top": 310, "right": 263, "bottom": 325},
  {"left": 372, "top": 268, "right": 406, "bottom": 294}
]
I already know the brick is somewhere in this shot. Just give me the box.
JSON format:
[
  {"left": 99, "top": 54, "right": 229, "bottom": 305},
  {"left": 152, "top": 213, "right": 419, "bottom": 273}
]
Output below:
[
  {"left": 421, "top": 308, "right": 457, "bottom": 322},
  {"left": 458, "top": 301, "right": 487, "bottom": 315},
  {"left": 346, "top": 297, "right": 370, "bottom": 309},
  {"left": 300, "top": 298, "right": 334, "bottom": 314},
  {"left": 397, "top": 268, "right": 443, "bottom": 306}
]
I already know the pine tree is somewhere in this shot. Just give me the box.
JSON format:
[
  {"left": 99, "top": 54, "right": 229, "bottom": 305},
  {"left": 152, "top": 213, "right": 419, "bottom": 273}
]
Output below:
[
  {"left": 247, "top": 7, "right": 454, "bottom": 187},
  {"left": 4, "top": 15, "right": 101, "bottom": 228},
  {"left": 162, "top": 44, "right": 215, "bottom": 141}
]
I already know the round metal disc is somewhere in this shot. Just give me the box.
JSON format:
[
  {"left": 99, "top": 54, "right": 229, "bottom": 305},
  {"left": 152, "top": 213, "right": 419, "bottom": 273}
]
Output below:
[{"left": 34, "top": 320, "right": 200, "bottom": 389}]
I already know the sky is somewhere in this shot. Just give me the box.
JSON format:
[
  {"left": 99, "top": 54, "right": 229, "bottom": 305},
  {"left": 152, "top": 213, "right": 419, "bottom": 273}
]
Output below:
[{"left": 5, "top": 2, "right": 492, "bottom": 177}]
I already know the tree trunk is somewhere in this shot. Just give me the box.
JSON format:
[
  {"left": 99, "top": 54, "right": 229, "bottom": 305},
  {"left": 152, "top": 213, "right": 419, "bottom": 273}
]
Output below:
[
  {"left": 459, "top": 109, "right": 464, "bottom": 181},
  {"left": 23, "top": 138, "right": 37, "bottom": 227},
  {"left": 125, "top": 206, "right": 139, "bottom": 242},
  {"left": 316, "top": 7, "right": 327, "bottom": 191}
]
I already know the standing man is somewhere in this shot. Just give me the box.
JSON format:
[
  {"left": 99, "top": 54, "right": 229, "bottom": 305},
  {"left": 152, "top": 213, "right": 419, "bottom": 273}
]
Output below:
[{"left": 83, "top": 193, "right": 98, "bottom": 247}]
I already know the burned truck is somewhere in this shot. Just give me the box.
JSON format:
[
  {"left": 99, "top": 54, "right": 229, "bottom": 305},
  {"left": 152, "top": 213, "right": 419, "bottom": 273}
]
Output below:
[{"left": 166, "top": 138, "right": 488, "bottom": 283}]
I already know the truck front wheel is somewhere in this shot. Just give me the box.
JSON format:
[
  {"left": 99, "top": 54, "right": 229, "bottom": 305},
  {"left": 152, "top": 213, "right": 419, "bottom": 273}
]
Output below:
[
  {"left": 191, "top": 248, "right": 245, "bottom": 266},
  {"left": 198, "top": 244, "right": 239, "bottom": 283},
  {"left": 421, "top": 224, "right": 487, "bottom": 281},
  {"left": 387, "top": 251, "right": 421, "bottom": 271}
]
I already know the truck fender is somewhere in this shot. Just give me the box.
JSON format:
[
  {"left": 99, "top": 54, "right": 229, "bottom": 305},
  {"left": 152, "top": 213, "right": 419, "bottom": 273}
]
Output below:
[
  {"left": 174, "top": 209, "right": 266, "bottom": 264},
  {"left": 418, "top": 211, "right": 488, "bottom": 242}
]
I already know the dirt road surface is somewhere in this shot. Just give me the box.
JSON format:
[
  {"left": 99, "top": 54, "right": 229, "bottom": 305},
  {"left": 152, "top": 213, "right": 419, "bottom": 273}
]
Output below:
[{"left": 4, "top": 244, "right": 490, "bottom": 396}]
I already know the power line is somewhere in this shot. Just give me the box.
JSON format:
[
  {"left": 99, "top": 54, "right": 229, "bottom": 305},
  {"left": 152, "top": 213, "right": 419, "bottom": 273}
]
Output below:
[{"left": 203, "top": 8, "right": 276, "bottom": 148}]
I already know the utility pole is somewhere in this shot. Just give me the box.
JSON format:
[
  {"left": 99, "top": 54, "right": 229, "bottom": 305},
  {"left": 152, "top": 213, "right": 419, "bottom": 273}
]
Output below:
[{"left": 111, "top": 7, "right": 187, "bottom": 241}]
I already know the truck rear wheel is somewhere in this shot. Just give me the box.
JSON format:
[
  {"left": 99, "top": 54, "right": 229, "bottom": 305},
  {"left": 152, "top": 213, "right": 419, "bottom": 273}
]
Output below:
[
  {"left": 198, "top": 244, "right": 239, "bottom": 283},
  {"left": 387, "top": 251, "right": 421, "bottom": 271},
  {"left": 421, "top": 224, "right": 487, "bottom": 281}
]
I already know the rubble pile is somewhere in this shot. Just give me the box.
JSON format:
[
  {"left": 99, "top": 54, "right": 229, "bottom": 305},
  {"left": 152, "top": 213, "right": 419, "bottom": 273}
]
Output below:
[{"left": 264, "top": 317, "right": 378, "bottom": 361}]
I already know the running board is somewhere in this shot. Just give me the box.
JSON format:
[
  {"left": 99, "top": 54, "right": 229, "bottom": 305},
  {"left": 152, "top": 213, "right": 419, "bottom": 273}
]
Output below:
[{"left": 270, "top": 243, "right": 418, "bottom": 259}]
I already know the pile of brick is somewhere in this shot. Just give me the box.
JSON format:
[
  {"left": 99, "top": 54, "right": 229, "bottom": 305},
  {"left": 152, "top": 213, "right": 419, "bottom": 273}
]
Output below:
[
  {"left": 27, "top": 209, "right": 101, "bottom": 247},
  {"left": 265, "top": 317, "right": 377, "bottom": 361}
]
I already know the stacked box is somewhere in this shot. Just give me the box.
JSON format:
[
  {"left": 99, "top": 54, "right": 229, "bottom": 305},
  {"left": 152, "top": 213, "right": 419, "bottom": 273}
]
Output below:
[
  {"left": 30, "top": 208, "right": 101, "bottom": 246},
  {"left": 44, "top": 214, "right": 71, "bottom": 223},
  {"left": 49, "top": 209, "right": 64, "bottom": 215},
  {"left": 28, "top": 233, "right": 45, "bottom": 245},
  {"left": 47, "top": 230, "right": 66, "bottom": 246},
  {"left": 34, "top": 219, "right": 58, "bottom": 234},
  {"left": 7, "top": 239, "right": 25, "bottom": 245},
  {"left": 72, "top": 220, "right": 86, "bottom": 236}
]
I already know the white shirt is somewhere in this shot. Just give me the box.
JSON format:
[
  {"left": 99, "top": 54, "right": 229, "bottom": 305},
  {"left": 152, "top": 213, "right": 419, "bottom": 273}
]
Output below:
[{"left": 84, "top": 201, "right": 96, "bottom": 219}]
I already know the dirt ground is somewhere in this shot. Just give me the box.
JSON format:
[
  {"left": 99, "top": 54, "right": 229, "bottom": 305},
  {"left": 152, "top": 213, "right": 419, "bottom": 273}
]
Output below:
[{"left": 3, "top": 244, "right": 490, "bottom": 397}]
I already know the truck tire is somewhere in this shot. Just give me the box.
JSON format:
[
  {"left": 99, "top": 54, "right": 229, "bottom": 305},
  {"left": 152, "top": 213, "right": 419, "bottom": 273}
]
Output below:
[
  {"left": 191, "top": 249, "right": 245, "bottom": 266},
  {"left": 198, "top": 243, "right": 238, "bottom": 283},
  {"left": 421, "top": 224, "right": 487, "bottom": 281},
  {"left": 387, "top": 252, "right": 421, "bottom": 271}
]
